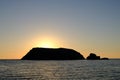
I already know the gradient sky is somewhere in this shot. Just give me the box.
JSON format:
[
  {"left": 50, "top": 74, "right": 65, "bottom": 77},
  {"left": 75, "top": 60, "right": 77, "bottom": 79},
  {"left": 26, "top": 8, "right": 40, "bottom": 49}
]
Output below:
[{"left": 0, "top": 0, "right": 120, "bottom": 59}]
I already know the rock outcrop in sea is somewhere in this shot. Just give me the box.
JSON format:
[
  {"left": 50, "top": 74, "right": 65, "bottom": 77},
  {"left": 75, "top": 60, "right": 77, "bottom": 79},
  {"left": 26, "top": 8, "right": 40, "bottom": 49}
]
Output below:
[
  {"left": 87, "top": 53, "right": 100, "bottom": 60},
  {"left": 101, "top": 57, "right": 109, "bottom": 60},
  {"left": 21, "top": 47, "right": 85, "bottom": 60},
  {"left": 87, "top": 53, "right": 109, "bottom": 60}
]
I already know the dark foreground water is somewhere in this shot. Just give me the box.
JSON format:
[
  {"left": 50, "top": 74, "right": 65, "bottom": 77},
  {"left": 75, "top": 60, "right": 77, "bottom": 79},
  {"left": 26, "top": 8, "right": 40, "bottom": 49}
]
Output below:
[{"left": 0, "top": 60, "right": 120, "bottom": 80}]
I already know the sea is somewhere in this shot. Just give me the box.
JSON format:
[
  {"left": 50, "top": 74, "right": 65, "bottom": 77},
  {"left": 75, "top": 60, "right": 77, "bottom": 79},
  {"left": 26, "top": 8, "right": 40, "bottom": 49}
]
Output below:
[{"left": 0, "top": 60, "right": 120, "bottom": 80}]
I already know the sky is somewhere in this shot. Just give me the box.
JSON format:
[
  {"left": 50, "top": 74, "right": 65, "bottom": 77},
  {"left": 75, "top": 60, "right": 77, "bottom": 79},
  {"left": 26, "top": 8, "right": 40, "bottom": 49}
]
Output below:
[{"left": 0, "top": 0, "right": 120, "bottom": 59}]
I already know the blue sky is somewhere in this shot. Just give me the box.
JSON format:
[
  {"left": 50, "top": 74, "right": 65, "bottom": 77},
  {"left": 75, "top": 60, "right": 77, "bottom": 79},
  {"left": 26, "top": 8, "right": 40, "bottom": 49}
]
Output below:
[{"left": 0, "top": 0, "right": 120, "bottom": 59}]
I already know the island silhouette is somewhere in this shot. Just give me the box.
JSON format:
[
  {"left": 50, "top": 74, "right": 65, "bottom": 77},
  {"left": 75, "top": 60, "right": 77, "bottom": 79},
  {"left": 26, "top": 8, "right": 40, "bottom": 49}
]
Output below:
[
  {"left": 21, "top": 47, "right": 109, "bottom": 60},
  {"left": 86, "top": 53, "right": 109, "bottom": 60},
  {"left": 21, "top": 47, "right": 85, "bottom": 60},
  {"left": 87, "top": 53, "right": 100, "bottom": 60}
]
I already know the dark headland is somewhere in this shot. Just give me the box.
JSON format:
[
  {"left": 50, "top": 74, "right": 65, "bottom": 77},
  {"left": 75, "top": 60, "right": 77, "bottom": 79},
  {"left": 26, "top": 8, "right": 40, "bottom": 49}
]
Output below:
[{"left": 21, "top": 48, "right": 85, "bottom": 60}]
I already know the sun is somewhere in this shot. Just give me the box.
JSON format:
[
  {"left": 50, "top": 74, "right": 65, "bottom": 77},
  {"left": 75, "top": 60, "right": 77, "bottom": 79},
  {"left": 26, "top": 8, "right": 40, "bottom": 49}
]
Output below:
[
  {"left": 39, "top": 41, "right": 56, "bottom": 48},
  {"left": 34, "top": 36, "right": 61, "bottom": 48},
  {"left": 36, "top": 40, "right": 59, "bottom": 48}
]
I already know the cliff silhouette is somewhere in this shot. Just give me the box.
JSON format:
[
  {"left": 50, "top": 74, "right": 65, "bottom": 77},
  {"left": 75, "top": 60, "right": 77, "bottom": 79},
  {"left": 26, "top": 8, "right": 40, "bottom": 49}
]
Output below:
[{"left": 21, "top": 48, "right": 85, "bottom": 60}]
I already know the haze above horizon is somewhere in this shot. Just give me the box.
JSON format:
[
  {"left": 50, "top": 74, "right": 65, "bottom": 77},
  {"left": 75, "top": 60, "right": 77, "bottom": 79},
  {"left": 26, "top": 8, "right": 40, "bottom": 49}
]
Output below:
[{"left": 0, "top": 0, "right": 120, "bottom": 59}]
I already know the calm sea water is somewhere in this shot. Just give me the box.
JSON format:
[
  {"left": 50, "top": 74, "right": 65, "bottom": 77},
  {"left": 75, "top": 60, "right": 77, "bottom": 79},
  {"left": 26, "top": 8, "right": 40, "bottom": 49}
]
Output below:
[{"left": 0, "top": 60, "right": 120, "bottom": 80}]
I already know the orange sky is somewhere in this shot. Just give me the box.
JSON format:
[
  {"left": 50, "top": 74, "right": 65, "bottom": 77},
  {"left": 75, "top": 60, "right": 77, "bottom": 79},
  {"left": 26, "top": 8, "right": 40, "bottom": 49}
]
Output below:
[{"left": 0, "top": 0, "right": 120, "bottom": 59}]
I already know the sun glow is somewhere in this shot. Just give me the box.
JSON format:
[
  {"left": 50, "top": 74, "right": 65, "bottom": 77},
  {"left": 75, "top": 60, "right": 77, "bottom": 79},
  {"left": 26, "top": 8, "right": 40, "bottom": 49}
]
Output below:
[
  {"left": 39, "top": 41, "right": 57, "bottom": 48},
  {"left": 36, "top": 38, "right": 59, "bottom": 48}
]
